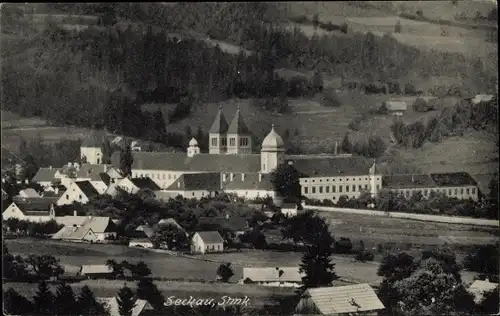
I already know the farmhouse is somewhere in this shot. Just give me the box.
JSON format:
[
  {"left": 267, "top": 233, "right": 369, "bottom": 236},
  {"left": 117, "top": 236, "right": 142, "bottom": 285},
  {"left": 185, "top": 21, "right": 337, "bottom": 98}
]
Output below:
[
  {"left": 379, "top": 101, "right": 407, "bottom": 116},
  {"left": 191, "top": 231, "right": 224, "bottom": 254},
  {"left": 79, "top": 265, "right": 114, "bottom": 279},
  {"left": 17, "top": 188, "right": 41, "bottom": 198},
  {"left": 467, "top": 279, "right": 499, "bottom": 304},
  {"left": 133, "top": 224, "right": 155, "bottom": 238},
  {"left": 31, "top": 167, "right": 59, "bottom": 188},
  {"left": 96, "top": 297, "right": 155, "bottom": 316},
  {"left": 294, "top": 283, "right": 385, "bottom": 315},
  {"left": 56, "top": 181, "right": 100, "bottom": 206},
  {"left": 240, "top": 267, "right": 304, "bottom": 287},
  {"left": 383, "top": 172, "right": 480, "bottom": 201},
  {"left": 52, "top": 216, "right": 117, "bottom": 242},
  {"left": 158, "top": 218, "right": 187, "bottom": 234},
  {"left": 104, "top": 108, "right": 382, "bottom": 202},
  {"left": 2, "top": 198, "right": 57, "bottom": 223}
]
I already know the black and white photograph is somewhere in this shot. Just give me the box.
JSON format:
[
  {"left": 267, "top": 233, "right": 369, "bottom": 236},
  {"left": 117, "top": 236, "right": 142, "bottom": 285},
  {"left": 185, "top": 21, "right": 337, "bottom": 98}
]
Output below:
[{"left": 1, "top": 2, "right": 498, "bottom": 315}]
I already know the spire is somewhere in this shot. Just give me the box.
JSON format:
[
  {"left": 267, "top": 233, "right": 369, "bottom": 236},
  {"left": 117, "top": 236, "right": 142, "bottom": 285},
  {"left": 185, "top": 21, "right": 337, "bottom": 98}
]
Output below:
[
  {"left": 209, "top": 106, "right": 229, "bottom": 134},
  {"left": 228, "top": 106, "right": 251, "bottom": 134}
]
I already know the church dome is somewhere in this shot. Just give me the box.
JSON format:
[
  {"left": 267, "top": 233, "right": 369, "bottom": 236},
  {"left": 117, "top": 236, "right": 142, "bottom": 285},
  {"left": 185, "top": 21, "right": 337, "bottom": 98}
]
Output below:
[
  {"left": 261, "top": 124, "right": 284, "bottom": 151},
  {"left": 189, "top": 137, "right": 198, "bottom": 146}
]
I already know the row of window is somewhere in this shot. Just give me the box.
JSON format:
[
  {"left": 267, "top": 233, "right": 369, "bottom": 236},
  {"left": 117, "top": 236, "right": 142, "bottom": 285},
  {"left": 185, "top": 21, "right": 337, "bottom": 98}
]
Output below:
[
  {"left": 303, "top": 184, "right": 380, "bottom": 194},
  {"left": 133, "top": 173, "right": 177, "bottom": 181},
  {"left": 303, "top": 177, "right": 380, "bottom": 183},
  {"left": 210, "top": 137, "right": 250, "bottom": 147},
  {"left": 392, "top": 187, "right": 476, "bottom": 197}
]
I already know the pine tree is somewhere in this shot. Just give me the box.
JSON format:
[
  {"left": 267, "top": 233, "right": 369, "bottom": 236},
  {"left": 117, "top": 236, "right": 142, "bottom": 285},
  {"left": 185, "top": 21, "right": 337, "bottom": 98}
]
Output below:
[
  {"left": 102, "top": 138, "right": 113, "bottom": 165},
  {"left": 299, "top": 241, "right": 338, "bottom": 292},
  {"left": 136, "top": 278, "right": 165, "bottom": 309},
  {"left": 152, "top": 110, "right": 167, "bottom": 143},
  {"left": 77, "top": 285, "right": 107, "bottom": 316},
  {"left": 117, "top": 285, "right": 136, "bottom": 316},
  {"left": 4, "top": 287, "right": 33, "bottom": 315},
  {"left": 341, "top": 133, "right": 352, "bottom": 153},
  {"left": 119, "top": 142, "right": 134, "bottom": 178},
  {"left": 33, "top": 280, "right": 54, "bottom": 315},
  {"left": 54, "top": 282, "right": 77, "bottom": 316}
]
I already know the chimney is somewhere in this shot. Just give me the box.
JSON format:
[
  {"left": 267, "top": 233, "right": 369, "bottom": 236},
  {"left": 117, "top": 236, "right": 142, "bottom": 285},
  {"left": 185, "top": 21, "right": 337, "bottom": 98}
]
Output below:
[
  {"left": 73, "top": 210, "right": 77, "bottom": 216},
  {"left": 177, "top": 182, "right": 181, "bottom": 189},
  {"left": 230, "top": 173, "right": 234, "bottom": 181},
  {"left": 241, "top": 173, "right": 245, "bottom": 181},
  {"left": 87, "top": 215, "right": 92, "bottom": 220},
  {"left": 258, "top": 173, "right": 263, "bottom": 182},
  {"left": 334, "top": 140, "right": 338, "bottom": 155}
]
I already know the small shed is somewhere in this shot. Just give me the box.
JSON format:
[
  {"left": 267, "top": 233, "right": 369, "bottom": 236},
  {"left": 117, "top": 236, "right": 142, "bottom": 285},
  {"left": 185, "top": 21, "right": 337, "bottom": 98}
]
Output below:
[
  {"left": 129, "top": 238, "right": 154, "bottom": 249},
  {"left": 191, "top": 231, "right": 224, "bottom": 254},
  {"left": 380, "top": 101, "right": 407, "bottom": 116},
  {"left": 79, "top": 264, "right": 114, "bottom": 279}
]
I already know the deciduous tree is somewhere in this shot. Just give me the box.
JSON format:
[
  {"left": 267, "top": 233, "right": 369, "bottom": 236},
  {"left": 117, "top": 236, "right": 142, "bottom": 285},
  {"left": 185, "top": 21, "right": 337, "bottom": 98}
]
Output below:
[
  {"left": 270, "top": 163, "right": 301, "bottom": 200},
  {"left": 216, "top": 262, "right": 234, "bottom": 283},
  {"left": 119, "top": 142, "right": 134, "bottom": 178}
]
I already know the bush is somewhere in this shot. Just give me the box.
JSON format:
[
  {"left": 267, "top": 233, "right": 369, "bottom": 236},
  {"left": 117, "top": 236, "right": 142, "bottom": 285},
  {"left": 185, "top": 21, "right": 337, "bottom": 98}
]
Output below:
[
  {"left": 355, "top": 250, "right": 375, "bottom": 262},
  {"left": 334, "top": 237, "right": 353, "bottom": 254},
  {"left": 413, "top": 97, "right": 430, "bottom": 112},
  {"left": 348, "top": 117, "right": 362, "bottom": 131}
]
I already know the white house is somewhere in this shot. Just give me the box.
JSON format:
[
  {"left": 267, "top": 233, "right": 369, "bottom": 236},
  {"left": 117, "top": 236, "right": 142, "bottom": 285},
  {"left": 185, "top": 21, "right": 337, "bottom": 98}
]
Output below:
[
  {"left": 79, "top": 265, "right": 114, "bottom": 279},
  {"left": 80, "top": 131, "right": 104, "bottom": 165},
  {"left": 294, "top": 283, "right": 385, "bottom": 316},
  {"left": 129, "top": 238, "right": 154, "bottom": 249},
  {"left": 240, "top": 267, "right": 304, "bottom": 287},
  {"left": 104, "top": 177, "right": 160, "bottom": 196},
  {"left": 31, "top": 167, "right": 58, "bottom": 188},
  {"left": 380, "top": 101, "right": 407, "bottom": 116},
  {"left": 96, "top": 297, "right": 154, "bottom": 316},
  {"left": 56, "top": 181, "right": 100, "bottom": 206},
  {"left": 280, "top": 202, "right": 301, "bottom": 217},
  {"left": 52, "top": 216, "right": 117, "bottom": 242},
  {"left": 17, "top": 188, "right": 41, "bottom": 198},
  {"left": 2, "top": 199, "right": 57, "bottom": 223},
  {"left": 191, "top": 231, "right": 224, "bottom": 254}
]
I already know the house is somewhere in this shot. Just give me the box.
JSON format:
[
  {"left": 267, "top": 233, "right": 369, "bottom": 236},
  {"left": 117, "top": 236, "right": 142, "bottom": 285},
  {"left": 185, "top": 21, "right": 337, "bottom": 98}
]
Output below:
[
  {"left": 383, "top": 172, "right": 479, "bottom": 201},
  {"left": 31, "top": 167, "right": 58, "bottom": 188},
  {"left": 41, "top": 185, "right": 66, "bottom": 198},
  {"left": 294, "top": 283, "right": 385, "bottom": 316},
  {"left": 56, "top": 181, "right": 100, "bottom": 206},
  {"left": 191, "top": 231, "right": 224, "bottom": 254},
  {"left": 240, "top": 267, "right": 304, "bottom": 287},
  {"left": 17, "top": 188, "right": 41, "bottom": 198},
  {"left": 3, "top": 198, "right": 58, "bottom": 223},
  {"left": 164, "top": 172, "right": 221, "bottom": 199},
  {"left": 280, "top": 202, "right": 301, "bottom": 217},
  {"left": 52, "top": 216, "right": 117, "bottom": 242},
  {"left": 221, "top": 172, "right": 276, "bottom": 200},
  {"left": 131, "top": 224, "right": 155, "bottom": 239},
  {"left": 379, "top": 101, "right": 407, "bottom": 116},
  {"left": 79, "top": 265, "right": 114, "bottom": 279},
  {"left": 105, "top": 177, "right": 160, "bottom": 196},
  {"left": 472, "top": 94, "right": 495, "bottom": 105},
  {"left": 81, "top": 131, "right": 105, "bottom": 165},
  {"left": 131, "top": 140, "right": 146, "bottom": 151},
  {"left": 96, "top": 297, "right": 155, "bottom": 316},
  {"left": 467, "top": 279, "right": 499, "bottom": 304},
  {"left": 158, "top": 218, "right": 187, "bottom": 234},
  {"left": 129, "top": 238, "right": 154, "bottom": 249}
]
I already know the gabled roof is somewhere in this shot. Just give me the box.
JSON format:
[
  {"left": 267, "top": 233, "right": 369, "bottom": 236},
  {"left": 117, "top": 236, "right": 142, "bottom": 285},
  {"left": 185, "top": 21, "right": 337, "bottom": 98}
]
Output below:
[
  {"left": 52, "top": 216, "right": 115, "bottom": 240},
  {"left": 77, "top": 164, "right": 111, "bottom": 179},
  {"left": 429, "top": 172, "right": 478, "bottom": 187},
  {"left": 92, "top": 173, "right": 111, "bottom": 186},
  {"left": 135, "top": 224, "right": 155, "bottom": 238},
  {"left": 221, "top": 173, "right": 274, "bottom": 191},
  {"left": 166, "top": 173, "right": 221, "bottom": 191},
  {"left": 18, "top": 188, "right": 41, "bottom": 198},
  {"left": 158, "top": 218, "right": 186, "bottom": 231},
  {"left": 383, "top": 174, "right": 437, "bottom": 189},
  {"left": 74, "top": 181, "right": 100, "bottom": 199},
  {"left": 55, "top": 215, "right": 88, "bottom": 227},
  {"left": 10, "top": 197, "right": 58, "bottom": 213},
  {"left": 289, "top": 156, "right": 375, "bottom": 177},
  {"left": 130, "top": 178, "right": 161, "bottom": 191},
  {"left": 96, "top": 297, "right": 153, "bottom": 316},
  {"left": 209, "top": 107, "right": 229, "bottom": 134},
  {"left": 227, "top": 107, "right": 251, "bottom": 135},
  {"left": 82, "top": 131, "right": 104, "bottom": 147},
  {"left": 299, "top": 284, "right": 384, "bottom": 315},
  {"left": 195, "top": 231, "right": 224, "bottom": 244},
  {"left": 32, "top": 167, "right": 58, "bottom": 182},
  {"left": 80, "top": 265, "right": 113, "bottom": 275},
  {"left": 243, "top": 267, "right": 303, "bottom": 283},
  {"left": 111, "top": 152, "right": 261, "bottom": 173},
  {"left": 382, "top": 101, "right": 407, "bottom": 111}
]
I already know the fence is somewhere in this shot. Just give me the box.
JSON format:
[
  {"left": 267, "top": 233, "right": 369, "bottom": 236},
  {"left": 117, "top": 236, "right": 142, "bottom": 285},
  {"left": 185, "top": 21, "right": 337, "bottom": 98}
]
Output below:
[{"left": 303, "top": 205, "right": 499, "bottom": 227}]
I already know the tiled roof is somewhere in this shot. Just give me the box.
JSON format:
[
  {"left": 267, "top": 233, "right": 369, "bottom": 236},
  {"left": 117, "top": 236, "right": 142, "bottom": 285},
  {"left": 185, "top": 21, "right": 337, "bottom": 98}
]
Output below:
[
  {"left": 96, "top": 297, "right": 153, "bottom": 316},
  {"left": 55, "top": 215, "right": 87, "bottom": 227},
  {"left": 11, "top": 198, "right": 58, "bottom": 213},
  {"left": 92, "top": 173, "right": 111, "bottom": 186},
  {"left": 77, "top": 164, "right": 110, "bottom": 179},
  {"left": 130, "top": 177, "right": 161, "bottom": 191},
  {"left": 111, "top": 152, "right": 261, "bottom": 173},
  {"left": 382, "top": 101, "right": 407, "bottom": 111},
  {"left": 289, "top": 156, "right": 374, "bottom": 177},
  {"left": 52, "top": 216, "right": 115, "bottom": 240},
  {"left": 158, "top": 218, "right": 186, "bottom": 231},
  {"left": 18, "top": 188, "right": 41, "bottom": 198},
  {"left": 195, "top": 231, "right": 224, "bottom": 244},
  {"left": 32, "top": 167, "right": 58, "bottom": 182},
  {"left": 135, "top": 225, "right": 155, "bottom": 238},
  {"left": 227, "top": 108, "right": 251, "bottom": 135},
  {"left": 166, "top": 173, "right": 221, "bottom": 191},
  {"left": 82, "top": 131, "right": 104, "bottom": 147},
  {"left": 80, "top": 265, "right": 113, "bottom": 275},
  {"left": 299, "top": 284, "right": 384, "bottom": 315},
  {"left": 221, "top": 173, "right": 274, "bottom": 191},
  {"left": 471, "top": 173, "right": 497, "bottom": 196},
  {"left": 430, "top": 172, "right": 478, "bottom": 187},
  {"left": 74, "top": 181, "right": 100, "bottom": 199},
  {"left": 209, "top": 107, "right": 229, "bottom": 134},
  {"left": 468, "top": 280, "right": 498, "bottom": 304},
  {"left": 383, "top": 174, "right": 437, "bottom": 189},
  {"left": 198, "top": 216, "right": 249, "bottom": 232},
  {"left": 243, "top": 267, "right": 303, "bottom": 283}
]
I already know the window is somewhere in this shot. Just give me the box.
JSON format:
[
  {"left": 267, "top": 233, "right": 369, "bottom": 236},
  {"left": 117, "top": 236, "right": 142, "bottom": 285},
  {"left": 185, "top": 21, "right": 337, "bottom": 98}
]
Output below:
[
  {"left": 365, "top": 184, "right": 368, "bottom": 190},
  {"left": 211, "top": 138, "right": 218, "bottom": 146},
  {"left": 424, "top": 189, "right": 428, "bottom": 196},
  {"left": 239, "top": 137, "right": 249, "bottom": 146},
  {"left": 405, "top": 191, "right": 410, "bottom": 197},
  {"left": 326, "top": 186, "right": 330, "bottom": 193},
  {"left": 332, "top": 186, "right": 336, "bottom": 193},
  {"left": 352, "top": 185, "right": 356, "bottom": 192},
  {"left": 454, "top": 188, "right": 458, "bottom": 195},
  {"left": 346, "top": 186, "right": 350, "bottom": 193},
  {"left": 466, "top": 188, "right": 470, "bottom": 195},
  {"left": 376, "top": 185, "right": 380, "bottom": 190},
  {"left": 353, "top": 178, "right": 356, "bottom": 181},
  {"left": 358, "top": 185, "right": 362, "bottom": 191},
  {"left": 311, "top": 187, "right": 316, "bottom": 194},
  {"left": 346, "top": 179, "right": 349, "bottom": 182},
  {"left": 448, "top": 189, "right": 452, "bottom": 195},
  {"left": 312, "top": 180, "right": 315, "bottom": 183},
  {"left": 221, "top": 137, "right": 227, "bottom": 146},
  {"left": 332, "top": 196, "right": 336, "bottom": 200},
  {"left": 229, "top": 138, "right": 236, "bottom": 146},
  {"left": 472, "top": 188, "right": 476, "bottom": 194},
  {"left": 320, "top": 179, "right": 322, "bottom": 182},
  {"left": 304, "top": 187, "right": 309, "bottom": 194},
  {"left": 66, "top": 194, "right": 69, "bottom": 200},
  {"left": 339, "top": 185, "right": 342, "bottom": 193},
  {"left": 163, "top": 174, "right": 166, "bottom": 180},
  {"left": 79, "top": 194, "right": 82, "bottom": 200},
  {"left": 192, "top": 192, "right": 195, "bottom": 196},
  {"left": 319, "top": 186, "right": 323, "bottom": 193},
  {"left": 304, "top": 180, "right": 308, "bottom": 183},
  {"left": 460, "top": 188, "right": 464, "bottom": 194}
]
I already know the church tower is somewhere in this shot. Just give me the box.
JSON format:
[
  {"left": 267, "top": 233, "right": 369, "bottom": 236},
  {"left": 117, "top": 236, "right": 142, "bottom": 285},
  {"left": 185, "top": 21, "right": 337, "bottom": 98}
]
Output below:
[
  {"left": 227, "top": 106, "right": 252, "bottom": 155},
  {"left": 208, "top": 106, "right": 229, "bottom": 154},
  {"left": 81, "top": 131, "right": 103, "bottom": 164},
  {"left": 260, "top": 124, "right": 285, "bottom": 173}
]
